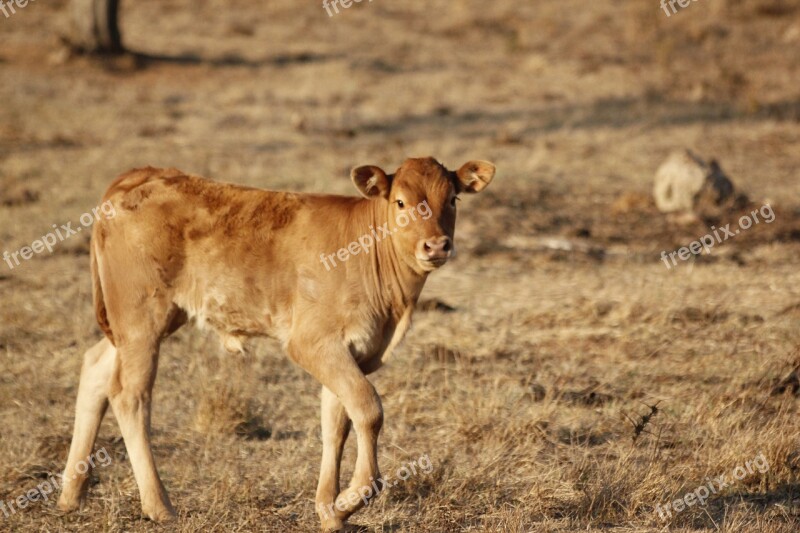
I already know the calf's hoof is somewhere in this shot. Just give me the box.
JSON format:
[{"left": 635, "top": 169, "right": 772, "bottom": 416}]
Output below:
[
  {"left": 320, "top": 515, "right": 345, "bottom": 532},
  {"left": 56, "top": 494, "right": 82, "bottom": 513},
  {"left": 142, "top": 502, "right": 177, "bottom": 523}
]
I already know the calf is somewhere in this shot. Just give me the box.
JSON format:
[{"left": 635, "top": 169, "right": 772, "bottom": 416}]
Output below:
[{"left": 57, "top": 157, "right": 495, "bottom": 531}]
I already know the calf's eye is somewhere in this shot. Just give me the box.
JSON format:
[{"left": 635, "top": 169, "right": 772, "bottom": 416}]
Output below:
[{"left": 395, "top": 199, "right": 405, "bottom": 208}]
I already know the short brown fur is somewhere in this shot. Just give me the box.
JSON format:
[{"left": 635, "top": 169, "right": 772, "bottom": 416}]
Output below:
[{"left": 59, "top": 157, "right": 496, "bottom": 531}]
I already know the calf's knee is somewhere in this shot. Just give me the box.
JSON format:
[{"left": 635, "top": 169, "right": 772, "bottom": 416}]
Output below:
[{"left": 352, "top": 386, "right": 383, "bottom": 433}]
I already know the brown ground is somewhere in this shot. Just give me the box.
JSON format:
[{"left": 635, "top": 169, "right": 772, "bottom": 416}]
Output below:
[{"left": 2, "top": 0, "right": 800, "bottom": 531}]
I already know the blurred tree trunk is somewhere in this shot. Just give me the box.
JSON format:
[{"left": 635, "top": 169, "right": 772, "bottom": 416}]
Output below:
[{"left": 67, "top": 0, "right": 122, "bottom": 54}]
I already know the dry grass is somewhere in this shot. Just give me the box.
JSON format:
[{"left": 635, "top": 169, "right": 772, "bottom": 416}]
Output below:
[{"left": 2, "top": 0, "right": 800, "bottom": 531}]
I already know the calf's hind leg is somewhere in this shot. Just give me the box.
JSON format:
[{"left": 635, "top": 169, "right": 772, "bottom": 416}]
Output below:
[
  {"left": 107, "top": 327, "right": 175, "bottom": 522},
  {"left": 58, "top": 338, "right": 116, "bottom": 511}
]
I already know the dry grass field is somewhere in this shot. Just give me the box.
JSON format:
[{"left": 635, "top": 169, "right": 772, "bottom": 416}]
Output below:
[{"left": 2, "top": 0, "right": 800, "bottom": 531}]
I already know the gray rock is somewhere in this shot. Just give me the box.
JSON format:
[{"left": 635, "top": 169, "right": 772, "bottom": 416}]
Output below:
[{"left": 653, "top": 149, "right": 735, "bottom": 214}]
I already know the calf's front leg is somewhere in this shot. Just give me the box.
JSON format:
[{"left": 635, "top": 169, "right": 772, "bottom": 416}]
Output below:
[
  {"left": 288, "top": 339, "right": 383, "bottom": 530},
  {"left": 316, "top": 386, "right": 352, "bottom": 531}
]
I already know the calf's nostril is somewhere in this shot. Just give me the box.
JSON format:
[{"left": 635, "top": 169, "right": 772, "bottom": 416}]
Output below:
[{"left": 443, "top": 240, "right": 451, "bottom": 252}]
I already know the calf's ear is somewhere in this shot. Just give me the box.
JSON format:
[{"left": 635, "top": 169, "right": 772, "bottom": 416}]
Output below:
[
  {"left": 456, "top": 160, "right": 496, "bottom": 193},
  {"left": 352, "top": 165, "right": 391, "bottom": 199}
]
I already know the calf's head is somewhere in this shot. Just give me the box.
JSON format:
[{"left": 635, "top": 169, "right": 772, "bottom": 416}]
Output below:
[{"left": 352, "top": 157, "right": 495, "bottom": 274}]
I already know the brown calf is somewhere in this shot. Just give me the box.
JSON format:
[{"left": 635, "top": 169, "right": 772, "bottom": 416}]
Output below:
[{"left": 57, "top": 157, "right": 495, "bottom": 531}]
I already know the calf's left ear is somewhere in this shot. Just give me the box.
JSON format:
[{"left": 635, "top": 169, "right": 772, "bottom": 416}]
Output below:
[
  {"left": 352, "top": 165, "right": 392, "bottom": 199},
  {"left": 456, "top": 160, "right": 496, "bottom": 193}
]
